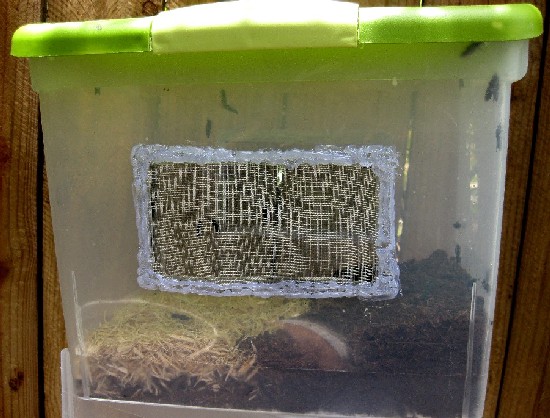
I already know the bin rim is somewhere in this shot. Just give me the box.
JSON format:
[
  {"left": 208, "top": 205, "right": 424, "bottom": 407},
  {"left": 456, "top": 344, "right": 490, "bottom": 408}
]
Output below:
[{"left": 11, "top": 2, "right": 543, "bottom": 58}]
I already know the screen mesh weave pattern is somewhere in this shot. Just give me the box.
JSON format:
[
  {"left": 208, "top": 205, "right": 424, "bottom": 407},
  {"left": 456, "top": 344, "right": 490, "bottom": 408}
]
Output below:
[{"left": 148, "top": 162, "right": 379, "bottom": 285}]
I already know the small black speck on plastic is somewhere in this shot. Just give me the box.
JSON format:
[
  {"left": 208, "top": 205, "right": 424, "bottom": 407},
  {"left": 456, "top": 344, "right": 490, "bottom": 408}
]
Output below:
[
  {"left": 455, "top": 244, "right": 461, "bottom": 265},
  {"left": 485, "top": 74, "right": 500, "bottom": 102},
  {"left": 220, "top": 89, "right": 239, "bottom": 114},
  {"left": 496, "top": 124, "right": 502, "bottom": 151},
  {"left": 461, "top": 42, "right": 483, "bottom": 58},
  {"left": 206, "top": 119, "right": 212, "bottom": 138}
]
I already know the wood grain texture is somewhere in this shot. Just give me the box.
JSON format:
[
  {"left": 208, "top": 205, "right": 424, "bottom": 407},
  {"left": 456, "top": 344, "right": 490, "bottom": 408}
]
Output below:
[
  {"left": 497, "top": 11, "right": 550, "bottom": 417},
  {"left": 42, "top": 168, "right": 66, "bottom": 418},
  {"left": 46, "top": 0, "right": 215, "bottom": 22},
  {"left": 0, "top": 1, "right": 42, "bottom": 417},
  {"left": 535, "top": 354, "right": 550, "bottom": 418}
]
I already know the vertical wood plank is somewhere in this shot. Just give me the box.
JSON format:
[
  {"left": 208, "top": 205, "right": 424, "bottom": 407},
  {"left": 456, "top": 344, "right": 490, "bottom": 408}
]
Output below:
[
  {"left": 0, "top": 0, "right": 42, "bottom": 417},
  {"left": 535, "top": 356, "right": 550, "bottom": 418},
  {"left": 497, "top": 10, "right": 550, "bottom": 416},
  {"left": 46, "top": 0, "right": 216, "bottom": 22},
  {"left": 42, "top": 168, "right": 66, "bottom": 418}
]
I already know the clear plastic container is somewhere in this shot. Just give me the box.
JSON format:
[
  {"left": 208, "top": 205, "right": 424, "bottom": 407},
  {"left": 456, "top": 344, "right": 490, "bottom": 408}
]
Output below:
[{"left": 12, "top": 2, "right": 543, "bottom": 417}]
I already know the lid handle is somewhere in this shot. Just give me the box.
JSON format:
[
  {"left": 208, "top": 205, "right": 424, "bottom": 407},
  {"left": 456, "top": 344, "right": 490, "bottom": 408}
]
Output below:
[{"left": 151, "top": 0, "right": 360, "bottom": 53}]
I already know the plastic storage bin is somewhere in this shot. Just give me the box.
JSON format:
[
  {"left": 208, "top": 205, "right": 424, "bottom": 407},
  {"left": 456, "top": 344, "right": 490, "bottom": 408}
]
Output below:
[{"left": 12, "top": 2, "right": 543, "bottom": 417}]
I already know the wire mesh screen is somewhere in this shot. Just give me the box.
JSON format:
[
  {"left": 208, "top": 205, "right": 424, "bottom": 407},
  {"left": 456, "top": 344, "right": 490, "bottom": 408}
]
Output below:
[
  {"left": 133, "top": 146, "right": 399, "bottom": 298},
  {"left": 149, "top": 161, "right": 379, "bottom": 283}
]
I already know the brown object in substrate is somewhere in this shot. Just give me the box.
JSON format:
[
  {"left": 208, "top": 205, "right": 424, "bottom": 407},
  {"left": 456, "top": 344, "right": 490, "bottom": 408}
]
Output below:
[{"left": 278, "top": 319, "right": 349, "bottom": 371}]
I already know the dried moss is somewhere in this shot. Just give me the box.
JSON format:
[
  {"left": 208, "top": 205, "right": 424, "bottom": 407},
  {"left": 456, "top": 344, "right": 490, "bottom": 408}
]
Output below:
[{"left": 84, "top": 292, "right": 310, "bottom": 398}]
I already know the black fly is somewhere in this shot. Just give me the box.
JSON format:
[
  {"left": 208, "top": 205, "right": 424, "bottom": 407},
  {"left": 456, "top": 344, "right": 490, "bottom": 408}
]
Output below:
[
  {"left": 220, "top": 89, "right": 239, "bottom": 114},
  {"left": 485, "top": 74, "right": 500, "bottom": 102},
  {"left": 461, "top": 42, "right": 483, "bottom": 58}
]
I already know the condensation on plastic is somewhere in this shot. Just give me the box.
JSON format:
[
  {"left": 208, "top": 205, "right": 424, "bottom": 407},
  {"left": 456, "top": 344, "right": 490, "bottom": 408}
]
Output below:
[{"left": 132, "top": 145, "right": 399, "bottom": 299}]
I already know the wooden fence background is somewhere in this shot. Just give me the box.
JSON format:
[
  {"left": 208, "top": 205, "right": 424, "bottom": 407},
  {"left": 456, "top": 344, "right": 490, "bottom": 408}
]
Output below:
[{"left": 1, "top": 0, "right": 548, "bottom": 417}]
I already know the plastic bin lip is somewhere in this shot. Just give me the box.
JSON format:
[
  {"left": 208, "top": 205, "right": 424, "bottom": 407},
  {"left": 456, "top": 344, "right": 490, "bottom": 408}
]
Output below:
[{"left": 11, "top": 2, "right": 543, "bottom": 58}]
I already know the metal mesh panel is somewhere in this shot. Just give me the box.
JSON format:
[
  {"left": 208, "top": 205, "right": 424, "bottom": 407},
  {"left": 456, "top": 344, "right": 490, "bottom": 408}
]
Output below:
[
  {"left": 148, "top": 162, "right": 379, "bottom": 285},
  {"left": 132, "top": 145, "right": 400, "bottom": 298}
]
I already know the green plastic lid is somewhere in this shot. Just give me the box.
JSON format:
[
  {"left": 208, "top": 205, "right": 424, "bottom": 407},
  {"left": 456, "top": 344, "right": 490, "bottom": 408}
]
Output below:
[{"left": 11, "top": 1, "right": 543, "bottom": 57}]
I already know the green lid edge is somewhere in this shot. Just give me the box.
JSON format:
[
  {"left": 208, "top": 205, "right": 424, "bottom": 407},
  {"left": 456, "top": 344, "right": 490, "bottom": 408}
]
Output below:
[
  {"left": 358, "top": 5, "right": 543, "bottom": 44},
  {"left": 11, "top": 4, "right": 543, "bottom": 58},
  {"left": 11, "top": 17, "right": 153, "bottom": 57}
]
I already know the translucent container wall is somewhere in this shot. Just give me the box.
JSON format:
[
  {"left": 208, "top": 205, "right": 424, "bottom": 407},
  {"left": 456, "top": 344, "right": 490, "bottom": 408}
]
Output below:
[{"left": 31, "top": 39, "right": 529, "bottom": 417}]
